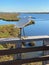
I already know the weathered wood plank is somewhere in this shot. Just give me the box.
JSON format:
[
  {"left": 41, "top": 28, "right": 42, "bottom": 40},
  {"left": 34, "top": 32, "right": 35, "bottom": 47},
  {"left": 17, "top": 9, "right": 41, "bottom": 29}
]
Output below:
[
  {"left": 22, "top": 35, "right": 49, "bottom": 41},
  {"left": 0, "top": 35, "right": 49, "bottom": 44},
  {"left": 0, "top": 38, "right": 20, "bottom": 44},
  {"left": 0, "top": 46, "right": 49, "bottom": 55}
]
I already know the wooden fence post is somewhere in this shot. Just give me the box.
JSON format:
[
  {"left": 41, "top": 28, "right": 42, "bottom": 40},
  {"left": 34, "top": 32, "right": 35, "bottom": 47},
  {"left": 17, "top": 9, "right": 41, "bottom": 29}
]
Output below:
[
  {"left": 43, "top": 40, "right": 49, "bottom": 65},
  {"left": 42, "top": 40, "right": 46, "bottom": 65},
  {"left": 14, "top": 28, "right": 22, "bottom": 65},
  {"left": 13, "top": 42, "right": 22, "bottom": 65}
]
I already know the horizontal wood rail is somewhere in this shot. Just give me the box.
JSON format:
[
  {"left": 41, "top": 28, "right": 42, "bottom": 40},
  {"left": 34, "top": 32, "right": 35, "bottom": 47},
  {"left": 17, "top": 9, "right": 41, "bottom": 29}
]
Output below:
[
  {"left": 0, "top": 36, "right": 49, "bottom": 65},
  {"left": 0, "top": 35, "right": 49, "bottom": 44},
  {"left": 0, "top": 46, "right": 49, "bottom": 55},
  {"left": 0, "top": 56, "right": 49, "bottom": 65}
]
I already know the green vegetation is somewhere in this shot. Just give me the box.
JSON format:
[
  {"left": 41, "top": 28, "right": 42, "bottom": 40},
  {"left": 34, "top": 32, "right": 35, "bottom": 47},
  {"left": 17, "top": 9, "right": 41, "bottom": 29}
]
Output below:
[
  {"left": 0, "top": 13, "right": 42, "bottom": 65},
  {"left": 23, "top": 62, "right": 42, "bottom": 65},
  {"left": 0, "top": 13, "right": 19, "bottom": 21},
  {"left": 0, "top": 24, "right": 20, "bottom": 62},
  {"left": 0, "top": 24, "right": 42, "bottom": 65},
  {"left": 0, "top": 24, "right": 19, "bottom": 38},
  {"left": 0, "top": 24, "right": 20, "bottom": 50}
]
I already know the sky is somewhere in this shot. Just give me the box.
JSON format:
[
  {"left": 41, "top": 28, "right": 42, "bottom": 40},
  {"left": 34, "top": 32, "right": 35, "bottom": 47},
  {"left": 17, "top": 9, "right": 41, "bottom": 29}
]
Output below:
[{"left": 0, "top": 0, "right": 49, "bottom": 12}]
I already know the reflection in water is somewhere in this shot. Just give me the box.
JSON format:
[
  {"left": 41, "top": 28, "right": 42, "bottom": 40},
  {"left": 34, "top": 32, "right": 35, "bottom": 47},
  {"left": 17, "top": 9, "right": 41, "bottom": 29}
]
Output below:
[{"left": 0, "top": 13, "right": 49, "bottom": 57}]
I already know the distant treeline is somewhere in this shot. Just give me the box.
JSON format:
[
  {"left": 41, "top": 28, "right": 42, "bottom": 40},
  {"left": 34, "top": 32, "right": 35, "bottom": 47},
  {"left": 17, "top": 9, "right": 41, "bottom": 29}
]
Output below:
[{"left": 19, "top": 12, "right": 49, "bottom": 14}]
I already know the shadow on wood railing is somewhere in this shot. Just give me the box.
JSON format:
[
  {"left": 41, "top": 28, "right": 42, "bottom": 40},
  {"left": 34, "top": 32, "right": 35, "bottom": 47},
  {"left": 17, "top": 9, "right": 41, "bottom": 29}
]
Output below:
[
  {"left": 0, "top": 35, "right": 49, "bottom": 65},
  {"left": 0, "top": 46, "right": 49, "bottom": 65}
]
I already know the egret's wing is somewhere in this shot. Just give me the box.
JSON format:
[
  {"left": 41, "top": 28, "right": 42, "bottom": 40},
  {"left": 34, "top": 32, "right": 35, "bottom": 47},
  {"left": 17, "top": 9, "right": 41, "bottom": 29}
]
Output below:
[
  {"left": 24, "top": 20, "right": 35, "bottom": 27},
  {"left": 15, "top": 17, "right": 29, "bottom": 28},
  {"left": 15, "top": 17, "right": 35, "bottom": 28}
]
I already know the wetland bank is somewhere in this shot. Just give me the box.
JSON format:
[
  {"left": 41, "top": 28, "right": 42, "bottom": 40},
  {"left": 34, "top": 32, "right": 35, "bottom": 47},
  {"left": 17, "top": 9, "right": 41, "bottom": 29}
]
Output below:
[{"left": 0, "top": 13, "right": 19, "bottom": 21}]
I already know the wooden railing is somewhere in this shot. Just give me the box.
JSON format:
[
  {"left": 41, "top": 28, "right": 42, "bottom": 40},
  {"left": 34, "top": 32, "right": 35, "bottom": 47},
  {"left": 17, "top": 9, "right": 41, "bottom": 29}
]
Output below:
[
  {"left": 0, "top": 35, "right": 49, "bottom": 65},
  {"left": 0, "top": 46, "right": 49, "bottom": 55}
]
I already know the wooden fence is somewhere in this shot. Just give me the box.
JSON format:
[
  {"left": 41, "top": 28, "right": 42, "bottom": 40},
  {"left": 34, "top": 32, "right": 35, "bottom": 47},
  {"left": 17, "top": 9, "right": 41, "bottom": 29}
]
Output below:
[{"left": 0, "top": 35, "right": 49, "bottom": 65}]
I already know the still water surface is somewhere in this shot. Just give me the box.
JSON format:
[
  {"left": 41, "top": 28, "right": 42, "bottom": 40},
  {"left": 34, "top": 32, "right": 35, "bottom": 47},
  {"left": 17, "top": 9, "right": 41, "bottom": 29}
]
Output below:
[
  {"left": 0, "top": 13, "right": 49, "bottom": 57},
  {"left": 0, "top": 13, "right": 49, "bottom": 36}
]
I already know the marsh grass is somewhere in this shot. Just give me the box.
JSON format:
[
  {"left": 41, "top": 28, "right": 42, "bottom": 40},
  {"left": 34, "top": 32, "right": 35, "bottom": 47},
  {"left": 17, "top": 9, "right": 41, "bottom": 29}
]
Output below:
[
  {"left": 0, "top": 24, "right": 42, "bottom": 65},
  {"left": 0, "top": 13, "right": 19, "bottom": 21}
]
